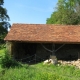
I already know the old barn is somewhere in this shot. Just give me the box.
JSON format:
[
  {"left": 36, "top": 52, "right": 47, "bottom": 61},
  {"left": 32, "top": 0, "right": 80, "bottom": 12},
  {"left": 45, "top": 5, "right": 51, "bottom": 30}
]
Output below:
[{"left": 4, "top": 24, "right": 80, "bottom": 63}]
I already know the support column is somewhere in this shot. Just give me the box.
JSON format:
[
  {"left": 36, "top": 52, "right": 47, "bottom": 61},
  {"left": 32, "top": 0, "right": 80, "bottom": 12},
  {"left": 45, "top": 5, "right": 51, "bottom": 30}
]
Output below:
[
  {"left": 50, "top": 43, "right": 57, "bottom": 64},
  {"left": 52, "top": 43, "right": 55, "bottom": 55},
  {"left": 78, "top": 52, "right": 80, "bottom": 59}
]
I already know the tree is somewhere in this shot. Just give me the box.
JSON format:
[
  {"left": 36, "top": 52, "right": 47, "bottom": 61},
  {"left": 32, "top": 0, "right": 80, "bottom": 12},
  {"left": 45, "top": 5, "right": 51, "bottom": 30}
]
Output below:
[
  {"left": 0, "top": 0, "right": 10, "bottom": 43},
  {"left": 46, "top": 11, "right": 59, "bottom": 24},
  {"left": 46, "top": 0, "right": 80, "bottom": 25}
]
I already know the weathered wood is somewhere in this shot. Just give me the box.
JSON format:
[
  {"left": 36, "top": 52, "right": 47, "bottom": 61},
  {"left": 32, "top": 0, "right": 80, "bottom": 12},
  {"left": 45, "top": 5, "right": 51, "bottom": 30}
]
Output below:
[{"left": 78, "top": 52, "right": 80, "bottom": 59}]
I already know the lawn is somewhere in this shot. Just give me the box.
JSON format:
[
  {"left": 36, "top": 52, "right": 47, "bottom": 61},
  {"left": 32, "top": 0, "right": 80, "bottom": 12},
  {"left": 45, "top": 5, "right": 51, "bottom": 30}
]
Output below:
[
  {"left": 0, "top": 63, "right": 80, "bottom": 80},
  {"left": 0, "top": 48, "right": 6, "bottom": 72},
  {"left": 0, "top": 48, "right": 80, "bottom": 80}
]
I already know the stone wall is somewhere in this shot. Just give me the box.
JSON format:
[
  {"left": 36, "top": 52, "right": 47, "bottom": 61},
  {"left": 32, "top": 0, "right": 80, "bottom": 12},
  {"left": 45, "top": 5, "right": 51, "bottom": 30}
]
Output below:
[
  {"left": 55, "top": 44, "right": 80, "bottom": 60},
  {"left": 36, "top": 44, "right": 80, "bottom": 61},
  {"left": 6, "top": 42, "right": 12, "bottom": 55}
]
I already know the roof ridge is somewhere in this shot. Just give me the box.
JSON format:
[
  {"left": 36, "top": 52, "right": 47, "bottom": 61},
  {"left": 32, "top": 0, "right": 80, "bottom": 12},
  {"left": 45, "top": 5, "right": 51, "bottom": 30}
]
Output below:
[{"left": 12, "top": 23, "right": 80, "bottom": 26}]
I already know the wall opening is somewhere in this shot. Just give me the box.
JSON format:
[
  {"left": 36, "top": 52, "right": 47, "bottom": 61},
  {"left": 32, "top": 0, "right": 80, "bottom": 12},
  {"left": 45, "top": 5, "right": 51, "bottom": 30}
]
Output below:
[
  {"left": 11, "top": 42, "right": 80, "bottom": 63},
  {"left": 12, "top": 42, "right": 37, "bottom": 63}
]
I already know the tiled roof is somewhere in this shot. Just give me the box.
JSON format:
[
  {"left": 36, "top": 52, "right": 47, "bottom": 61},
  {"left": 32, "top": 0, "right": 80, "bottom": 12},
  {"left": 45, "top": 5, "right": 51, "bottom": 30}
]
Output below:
[{"left": 4, "top": 23, "right": 80, "bottom": 43}]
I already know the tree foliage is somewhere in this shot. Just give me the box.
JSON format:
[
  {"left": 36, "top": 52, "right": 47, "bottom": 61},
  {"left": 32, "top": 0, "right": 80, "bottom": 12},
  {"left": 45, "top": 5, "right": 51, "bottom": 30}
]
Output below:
[
  {"left": 46, "top": 0, "right": 80, "bottom": 25},
  {"left": 0, "top": 0, "right": 10, "bottom": 43}
]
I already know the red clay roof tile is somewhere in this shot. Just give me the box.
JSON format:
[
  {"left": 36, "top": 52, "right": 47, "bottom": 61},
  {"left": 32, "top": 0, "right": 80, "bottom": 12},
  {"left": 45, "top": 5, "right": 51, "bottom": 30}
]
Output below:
[{"left": 4, "top": 23, "right": 80, "bottom": 43}]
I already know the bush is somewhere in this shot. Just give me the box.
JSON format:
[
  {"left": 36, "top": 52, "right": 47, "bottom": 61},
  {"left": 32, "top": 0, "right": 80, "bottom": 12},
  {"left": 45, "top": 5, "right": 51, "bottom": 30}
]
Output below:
[
  {"left": 0, "top": 44, "right": 6, "bottom": 49},
  {"left": 1, "top": 49, "right": 22, "bottom": 68}
]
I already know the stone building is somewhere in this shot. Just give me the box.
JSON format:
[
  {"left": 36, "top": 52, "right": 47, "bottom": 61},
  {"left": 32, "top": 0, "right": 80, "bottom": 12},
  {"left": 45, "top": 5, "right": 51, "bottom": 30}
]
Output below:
[{"left": 4, "top": 24, "right": 80, "bottom": 62}]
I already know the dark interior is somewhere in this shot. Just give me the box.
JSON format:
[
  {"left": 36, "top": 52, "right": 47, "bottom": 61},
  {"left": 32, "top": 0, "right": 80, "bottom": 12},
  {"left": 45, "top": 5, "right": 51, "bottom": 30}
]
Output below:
[
  {"left": 12, "top": 42, "right": 80, "bottom": 63},
  {"left": 12, "top": 42, "right": 37, "bottom": 63}
]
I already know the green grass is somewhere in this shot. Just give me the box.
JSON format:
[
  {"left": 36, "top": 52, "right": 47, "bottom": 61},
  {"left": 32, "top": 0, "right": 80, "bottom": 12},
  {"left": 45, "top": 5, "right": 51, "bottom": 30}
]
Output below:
[
  {"left": 0, "top": 47, "right": 80, "bottom": 80},
  {"left": 0, "top": 48, "right": 6, "bottom": 72},
  {"left": 0, "top": 63, "right": 80, "bottom": 80}
]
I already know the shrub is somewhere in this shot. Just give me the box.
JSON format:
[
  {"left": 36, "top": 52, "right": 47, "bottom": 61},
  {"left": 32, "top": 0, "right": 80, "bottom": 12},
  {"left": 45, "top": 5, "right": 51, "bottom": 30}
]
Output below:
[
  {"left": 0, "top": 44, "right": 6, "bottom": 49},
  {"left": 1, "top": 49, "right": 22, "bottom": 68}
]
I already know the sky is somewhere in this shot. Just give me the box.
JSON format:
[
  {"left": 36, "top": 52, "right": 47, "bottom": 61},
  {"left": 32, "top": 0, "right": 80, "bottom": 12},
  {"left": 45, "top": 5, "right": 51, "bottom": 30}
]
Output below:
[{"left": 4, "top": 0, "right": 58, "bottom": 25}]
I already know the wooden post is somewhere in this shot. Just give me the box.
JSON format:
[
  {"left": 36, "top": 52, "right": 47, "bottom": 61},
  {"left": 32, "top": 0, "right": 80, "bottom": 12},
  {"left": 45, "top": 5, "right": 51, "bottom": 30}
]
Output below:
[
  {"left": 78, "top": 52, "right": 80, "bottom": 59},
  {"left": 50, "top": 44, "right": 57, "bottom": 64},
  {"left": 35, "top": 54, "right": 36, "bottom": 63},
  {"left": 52, "top": 43, "right": 55, "bottom": 55}
]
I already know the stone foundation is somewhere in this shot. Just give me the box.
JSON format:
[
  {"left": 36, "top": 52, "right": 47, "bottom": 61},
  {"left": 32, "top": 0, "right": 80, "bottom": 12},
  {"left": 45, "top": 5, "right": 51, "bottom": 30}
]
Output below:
[{"left": 58, "top": 59, "right": 80, "bottom": 69}]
